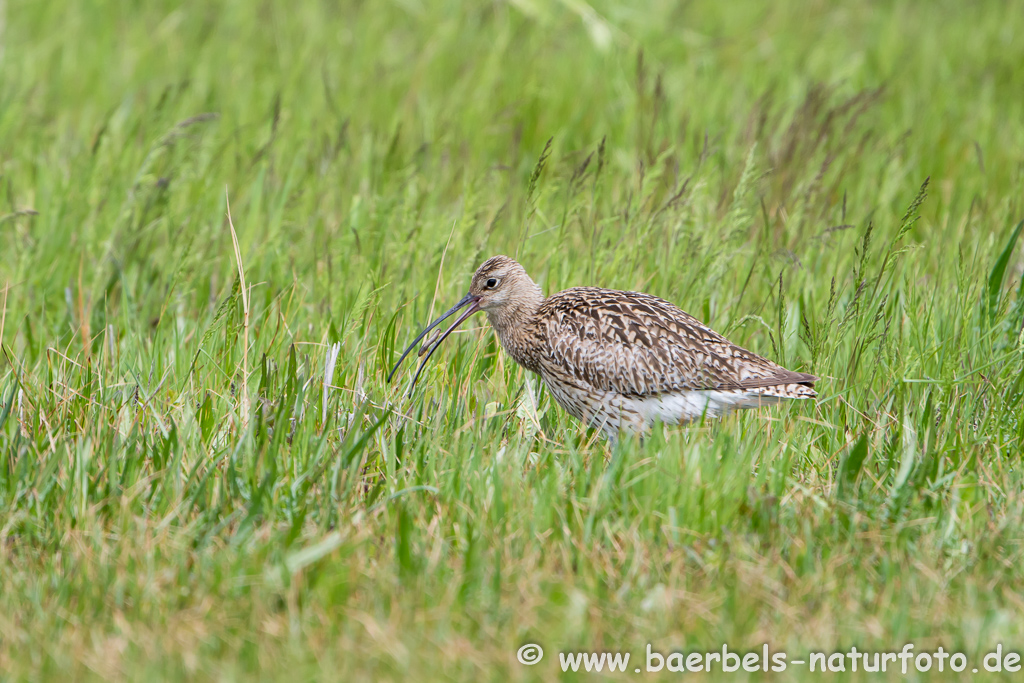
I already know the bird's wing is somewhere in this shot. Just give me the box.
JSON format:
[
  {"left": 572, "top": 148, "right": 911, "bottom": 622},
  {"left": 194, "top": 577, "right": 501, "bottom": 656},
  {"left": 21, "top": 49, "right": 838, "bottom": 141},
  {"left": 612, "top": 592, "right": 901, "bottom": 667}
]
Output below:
[{"left": 535, "top": 287, "right": 816, "bottom": 396}]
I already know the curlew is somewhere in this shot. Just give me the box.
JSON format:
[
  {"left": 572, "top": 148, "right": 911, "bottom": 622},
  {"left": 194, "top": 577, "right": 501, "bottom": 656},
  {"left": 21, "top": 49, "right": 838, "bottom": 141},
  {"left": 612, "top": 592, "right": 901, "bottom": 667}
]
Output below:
[{"left": 388, "top": 256, "right": 817, "bottom": 440}]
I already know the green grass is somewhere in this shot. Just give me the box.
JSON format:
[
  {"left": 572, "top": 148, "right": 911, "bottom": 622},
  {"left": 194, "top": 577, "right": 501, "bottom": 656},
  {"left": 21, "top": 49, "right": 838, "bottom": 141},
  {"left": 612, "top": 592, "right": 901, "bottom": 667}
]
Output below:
[{"left": 2, "top": 0, "right": 1024, "bottom": 680}]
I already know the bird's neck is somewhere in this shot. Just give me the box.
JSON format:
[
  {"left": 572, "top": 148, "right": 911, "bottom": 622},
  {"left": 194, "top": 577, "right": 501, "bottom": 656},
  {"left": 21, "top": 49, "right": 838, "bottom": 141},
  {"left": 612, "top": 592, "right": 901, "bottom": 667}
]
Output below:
[{"left": 486, "top": 283, "right": 545, "bottom": 371}]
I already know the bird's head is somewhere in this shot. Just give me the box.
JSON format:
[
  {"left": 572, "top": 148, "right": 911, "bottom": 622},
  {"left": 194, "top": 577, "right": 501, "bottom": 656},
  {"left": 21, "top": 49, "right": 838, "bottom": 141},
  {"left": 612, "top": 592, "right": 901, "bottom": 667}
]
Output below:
[
  {"left": 467, "top": 255, "right": 533, "bottom": 314},
  {"left": 387, "top": 255, "right": 540, "bottom": 391}
]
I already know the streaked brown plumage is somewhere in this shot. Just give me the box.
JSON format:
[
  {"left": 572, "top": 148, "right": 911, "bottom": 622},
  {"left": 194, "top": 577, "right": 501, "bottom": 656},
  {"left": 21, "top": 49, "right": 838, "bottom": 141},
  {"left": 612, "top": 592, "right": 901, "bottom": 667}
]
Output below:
[{"left": 389, "top": 255, "right": 817, "bottom": 440}]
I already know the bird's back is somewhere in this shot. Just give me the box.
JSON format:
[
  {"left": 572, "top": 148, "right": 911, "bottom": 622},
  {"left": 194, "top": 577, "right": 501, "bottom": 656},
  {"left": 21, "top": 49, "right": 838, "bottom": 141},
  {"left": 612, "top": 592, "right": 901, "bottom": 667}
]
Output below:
[{"left": 531, "top": 286, "right": 817, "bottom": 398}]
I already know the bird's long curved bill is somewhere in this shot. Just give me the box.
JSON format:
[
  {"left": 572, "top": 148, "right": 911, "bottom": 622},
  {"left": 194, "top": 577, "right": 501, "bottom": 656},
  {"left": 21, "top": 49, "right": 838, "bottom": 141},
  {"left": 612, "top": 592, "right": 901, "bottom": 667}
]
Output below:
[{"left": 387, "top": 292, "right": 481, "bottom": 392}]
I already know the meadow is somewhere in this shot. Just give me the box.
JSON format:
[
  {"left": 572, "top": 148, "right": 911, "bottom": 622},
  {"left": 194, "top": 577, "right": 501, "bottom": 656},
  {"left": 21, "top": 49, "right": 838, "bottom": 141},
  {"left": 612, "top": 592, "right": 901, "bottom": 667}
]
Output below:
[{"left": 2, "top": 0, "right": 1024, "bottom": 680}]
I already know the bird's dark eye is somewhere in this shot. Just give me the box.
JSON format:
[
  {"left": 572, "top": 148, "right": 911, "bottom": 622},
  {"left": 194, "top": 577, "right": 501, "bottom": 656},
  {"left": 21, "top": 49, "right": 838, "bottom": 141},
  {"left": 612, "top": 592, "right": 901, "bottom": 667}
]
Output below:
[{"left": 486, "top": 278, "right": 498, "bottom": 289}]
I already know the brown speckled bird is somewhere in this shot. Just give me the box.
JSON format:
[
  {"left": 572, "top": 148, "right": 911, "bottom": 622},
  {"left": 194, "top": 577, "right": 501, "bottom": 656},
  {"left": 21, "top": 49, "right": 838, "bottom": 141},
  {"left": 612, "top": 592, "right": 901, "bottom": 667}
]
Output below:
[{"left": 388, "top": 255, "right": 817, "bottom": 440}]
